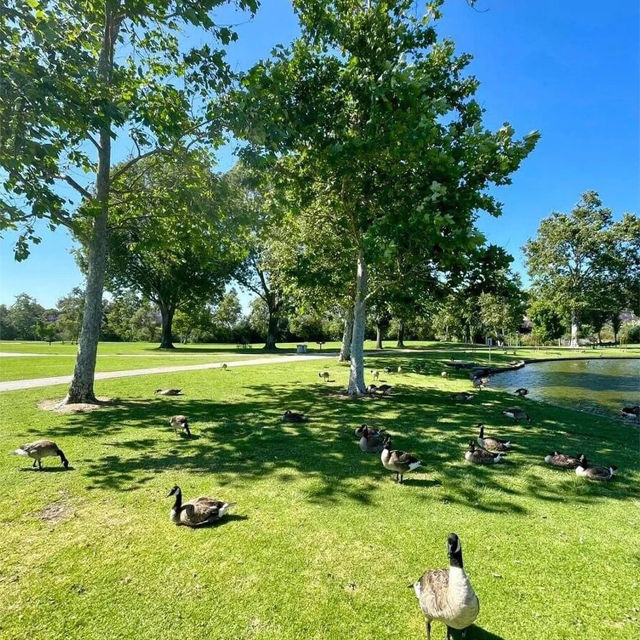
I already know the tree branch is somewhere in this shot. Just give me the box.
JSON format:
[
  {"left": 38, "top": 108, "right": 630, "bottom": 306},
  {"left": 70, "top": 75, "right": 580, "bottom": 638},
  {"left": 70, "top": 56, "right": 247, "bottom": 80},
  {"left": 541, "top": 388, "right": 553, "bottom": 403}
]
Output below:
[
  {"left": 60, "top": 174, "right": 93, "bottom": 200},
  {"left": 110, "top": 147, "right": 172, "bottom": 182}
]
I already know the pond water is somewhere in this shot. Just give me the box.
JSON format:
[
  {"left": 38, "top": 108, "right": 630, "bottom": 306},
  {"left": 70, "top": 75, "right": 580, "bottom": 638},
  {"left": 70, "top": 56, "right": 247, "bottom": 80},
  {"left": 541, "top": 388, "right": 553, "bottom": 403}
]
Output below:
[{"left": 489, "top": 358, "right": 640, "bottom": 418}]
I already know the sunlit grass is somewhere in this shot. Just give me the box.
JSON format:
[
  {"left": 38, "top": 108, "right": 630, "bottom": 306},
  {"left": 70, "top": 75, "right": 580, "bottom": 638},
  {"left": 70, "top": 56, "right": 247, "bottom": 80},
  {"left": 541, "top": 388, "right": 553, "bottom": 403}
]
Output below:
[{"left": 1, "top": 354, "right": 638, "bottom": 639}]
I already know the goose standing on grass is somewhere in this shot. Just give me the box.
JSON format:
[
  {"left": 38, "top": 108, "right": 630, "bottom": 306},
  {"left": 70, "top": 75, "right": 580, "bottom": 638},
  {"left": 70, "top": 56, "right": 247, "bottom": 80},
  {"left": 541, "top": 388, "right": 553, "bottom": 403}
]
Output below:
[
  {"left": 155, "top": 388, "right": 183, "bottom": 396},
  {"left": 380, "top": 436, "right": 422, "bottom": 483},
  {"left": 282, "top": 410, "right": 307, "bottom": 423},
  {"left": 384, "top": 367, "right": 392, "bottom": 374},
  {"left": 476, "top": 425, "right": 511, "bottom": 452},
  {"left": 413, "top": 533, "right": 479, "bottom": 640},
  {"left": 372, "top": 370, "right": 380, "bottom": 381},
  {"left": 575, "top": 455, "right": 617, "bottom": 481},
  {"left": 169, "top": 415, "right": 191, "bottom": 437},
  {"left": 397, "top": 365, "right": 403, "bottom": 374},
  {"left": 12, "top": 440, "right": 70, "bottom": 470},
  {"left": 355, "top": 425, "right": 387, "bottom": 453},
  {"left": 167, "top": 486, "right": 236, "bottom": 527},
  {"left": 221, "top": 363, "right": 228, "bottom": 370},
  {"left": 441, "top": 371, "right": 450, "bottom": 379},
  {"left": 318, "top": 371, "right": 330, "bottom": 382},
  {"left": 515, "top": 387, "right": 529, "bottom": 397},
  {"left": 544, "top": 451, "right": 581, "bottom": 469},
  {"left": 502, "top": 408, "right": 531, "bottom": 422},
  {"left": 465, "top": 441, "right": 501, "bottom": 465}
]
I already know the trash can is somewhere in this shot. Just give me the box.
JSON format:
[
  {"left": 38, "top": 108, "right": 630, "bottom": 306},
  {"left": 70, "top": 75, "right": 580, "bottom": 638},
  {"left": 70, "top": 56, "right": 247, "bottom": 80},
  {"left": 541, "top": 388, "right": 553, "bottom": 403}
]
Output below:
[{"left": 296, "top": 344, "right": 307, "bottom": 354}]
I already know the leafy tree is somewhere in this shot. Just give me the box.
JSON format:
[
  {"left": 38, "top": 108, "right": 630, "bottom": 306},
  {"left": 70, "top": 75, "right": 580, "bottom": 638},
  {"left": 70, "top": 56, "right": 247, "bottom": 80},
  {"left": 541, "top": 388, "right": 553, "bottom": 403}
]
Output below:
[
  {"left": 34, "top": 319, "right": 57, "bottom": 343},
  {"left": 5, "top": 293, "right": 45, "bottom": 339},
  {"left": 524, "top": 192, "right": 637, "bottom": 347},
  {"left": 212, "top": 290, "right": 243, "bottom": 332},
  {"left": 102, "top": 152, "right": 247, "bottom": 348},
  {"left": 1, "top": 0, "right": 258, "bottom": 402},
  {"left": 527, "top": 299, "right": 565, "bottom": 344},
  {"left": 0, "top": 305, "right": 16, "bottom": 340},
  {"left": 233, "top": 0, "right": 538, "bottom": 393},
  {"left": 55, "top": 288, "right": 86, "bottom": 342},
  {"left": 103, "top": 292, "right": 159, "bottom": 342}
]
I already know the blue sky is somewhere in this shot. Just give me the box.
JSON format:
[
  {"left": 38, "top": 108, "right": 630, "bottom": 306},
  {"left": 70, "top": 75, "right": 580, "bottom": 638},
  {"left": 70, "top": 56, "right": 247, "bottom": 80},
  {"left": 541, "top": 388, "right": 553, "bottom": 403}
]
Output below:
[{"left": 1, "top": 0, "right": 638, "bottom": 309}]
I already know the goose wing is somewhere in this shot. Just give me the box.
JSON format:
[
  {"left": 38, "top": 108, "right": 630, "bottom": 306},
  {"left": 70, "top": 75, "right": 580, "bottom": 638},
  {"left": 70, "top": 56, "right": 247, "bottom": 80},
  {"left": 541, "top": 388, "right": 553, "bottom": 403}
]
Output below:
[
  {"left": 182, "top": 498, "right": 226, "bottom": 525},
  {"left": 21, "top": 440, "right": 57, "bottom": 454},
  {"left": 393, "top": 450, "right": 420, "bottom": 465},
  {"left": 416, "top": 568, "right": 449, "bottom": 616}
]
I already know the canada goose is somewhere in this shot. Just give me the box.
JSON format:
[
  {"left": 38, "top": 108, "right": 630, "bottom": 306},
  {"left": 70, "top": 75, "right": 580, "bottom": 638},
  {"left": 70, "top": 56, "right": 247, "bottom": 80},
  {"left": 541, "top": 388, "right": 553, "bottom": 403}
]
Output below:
[
  {"left": 575, "top": 455, "right": 617, "bottom": 481},
  {"left": 372, "top": 370, "right": 380, "bottom": 381},
  {"left": 221, "top": 363, "right": 228, "bottom": 370},
  {"left": 318, "top": 371, "right": 330, "bottom": 382},
  {"left": 169, "top": 415, "right": 191, "bottom": 437},
  {"left": 12, "top": 440, "right": 70, "bottom": 470},
  {"left": 282, "top": 410, "right": 307, "bottom": 423},
  {"left": 477, "top": 425, "right": 511, "bottom": 452},
  {"left": 377, "top": 384, "right": 393, "bottom": 396},
  {"left": 413, "top": 533, "right": 479, "bottom": 640},
  {"left": 367, "top": 384, "right": 378, "bottom": 396},
  {"left": 514, "top": 388, "right": 529, "bottom": 397},
  {"left": 397, "top": 365, "right": 403, "bottom": 374},
  {"left": 465, "top": 441, "right": 501, "bottom": 464},
  {"left": 155, "top": 389, "right": 183, "bottom": 396},
  {"left": 544, "top": 451, "right": 581, "bottom": 469},
  {"left": 380, "top": 436, "right": 422, "bottom": 483},
  {"left": 356, "top": 424, "right": 387, "bottom": 453},
  {"left": 502, "top": 408, "right": 531, "bottom": 422},
  {"left": 384, "top": 366, "right": 392, "bottom": 374},
  {"left": 441, "top": 371, "right": 450, "bottom": 379},
  {"left": 621, "top": 405, "right": 640, "bottom": 422},
  {"left": 167, "top": 485, "right": 236, "bottom": 527},
  {"left": 471, "top": 376, "right": 488, "bottom": 389},
  {"left": 451, "top": 392, "right": 474, "bottom": 402}
]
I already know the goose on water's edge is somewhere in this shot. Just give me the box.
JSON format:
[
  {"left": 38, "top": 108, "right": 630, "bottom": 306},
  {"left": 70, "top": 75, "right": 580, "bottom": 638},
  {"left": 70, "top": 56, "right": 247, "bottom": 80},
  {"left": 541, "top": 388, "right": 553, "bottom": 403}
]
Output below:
[
  {"left": 11, "top": 440, "right": 70, "bottom": 470},
  {"left": 167, "top": 486, "right": 236, "bottom": 527},
  {"left": 413, "top": 533, "right": 480, "bottom": 640}
]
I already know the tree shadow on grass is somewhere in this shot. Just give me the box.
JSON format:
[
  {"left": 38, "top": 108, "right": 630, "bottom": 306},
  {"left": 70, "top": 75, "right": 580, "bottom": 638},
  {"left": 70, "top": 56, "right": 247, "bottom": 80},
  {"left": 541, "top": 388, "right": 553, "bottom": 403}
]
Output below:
[{"left": 27, "top": 380, "right": 639, "bottom": 509}]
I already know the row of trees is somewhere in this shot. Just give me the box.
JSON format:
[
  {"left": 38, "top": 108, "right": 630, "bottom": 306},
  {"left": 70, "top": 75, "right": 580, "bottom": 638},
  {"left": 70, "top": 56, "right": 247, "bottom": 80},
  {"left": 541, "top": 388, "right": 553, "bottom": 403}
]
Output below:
[{"left": 2, "top": 1, "right": 637, "bottom": 403}]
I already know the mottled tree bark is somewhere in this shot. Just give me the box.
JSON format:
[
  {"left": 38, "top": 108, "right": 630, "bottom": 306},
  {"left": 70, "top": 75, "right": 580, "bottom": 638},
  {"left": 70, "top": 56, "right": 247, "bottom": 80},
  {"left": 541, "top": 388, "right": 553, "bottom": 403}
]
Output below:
[
  {"left": 347, "top": 248, "right": 368, "bottom": 395},
  {"left": 375, "top": 324, "right": 383, "bottom": 349},
  {"left": 570, "top": 309, "right": 579, "bottom": 348},
  {"left": 396, "top": 321, "right": 405, "bottom": 348},
  {"left": 339, "top": 311, "right": 353, "bottom": 362}
]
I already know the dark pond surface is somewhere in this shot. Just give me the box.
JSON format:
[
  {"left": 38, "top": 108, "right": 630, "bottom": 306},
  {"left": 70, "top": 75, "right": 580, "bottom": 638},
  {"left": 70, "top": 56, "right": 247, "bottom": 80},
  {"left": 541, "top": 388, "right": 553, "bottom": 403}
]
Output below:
[{"left": 489, "top": 358, "right": 640, "bottom": 418}]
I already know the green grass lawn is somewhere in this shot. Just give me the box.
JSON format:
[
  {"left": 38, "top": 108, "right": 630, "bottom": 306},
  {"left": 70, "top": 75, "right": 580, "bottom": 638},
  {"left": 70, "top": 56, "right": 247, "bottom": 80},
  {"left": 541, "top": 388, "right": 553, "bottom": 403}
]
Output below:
[
  {"left": 1, "top": 340, "right": 638, "bottom": 383},
  {"left": 1, "top": 353, "right": 638, "bottom": 639}
]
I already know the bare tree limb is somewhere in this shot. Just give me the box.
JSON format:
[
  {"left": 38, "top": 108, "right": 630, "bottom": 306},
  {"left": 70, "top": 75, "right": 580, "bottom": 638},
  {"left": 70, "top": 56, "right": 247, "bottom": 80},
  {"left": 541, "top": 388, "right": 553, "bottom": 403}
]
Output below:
[{"left": 59, "top": 174, "right": 93, "bottom": 200}]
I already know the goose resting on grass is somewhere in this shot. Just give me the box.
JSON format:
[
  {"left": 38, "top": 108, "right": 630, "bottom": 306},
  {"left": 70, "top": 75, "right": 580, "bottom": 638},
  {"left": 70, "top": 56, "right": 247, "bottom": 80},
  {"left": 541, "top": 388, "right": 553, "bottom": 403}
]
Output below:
[
  {"left": 380, "top": 436, "right": 422, "bottom": 483},
  {"left": 621, "top": 405, "right": 640, "bottom": 422},
  {"left": 413, "top": 533, "right": 480, "bottom": 640},
  {"left": 355, "top": 424, "right": 387, "bottom": 453},
  {"left": 502, "top": 408, "right": 531, "bottom": 422},
  {"left": 544, "top": 451, "right": 581, "bottom": 469},
  {"left": 575, "top": 455, "right": 617, "bottom": 481},
  {"left": 465, "top": 441, "right": 501, "bottom": 464},
  {"left": 451, "top": 392, "right": 474, "bottom": 402},
  {"left": 155, "top": 388, "right": 183, "bottom": 396},
  {"left": 11, "top": 440, "right": 70, "bottom": 470},
  {"left": 167, "top": 486, "right": 235, "bottom": 527},
  {"left": 476, "top": 425, "right": 511, "bottom": 452},
  {"left": 282, "top": 410, "right": 307, "bottom": 423}
]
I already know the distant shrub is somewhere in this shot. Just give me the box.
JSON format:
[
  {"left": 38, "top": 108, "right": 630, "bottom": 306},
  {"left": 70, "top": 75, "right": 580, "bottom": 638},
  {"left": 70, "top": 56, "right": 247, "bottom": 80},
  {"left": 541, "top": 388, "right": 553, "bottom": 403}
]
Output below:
[{"left": 620, "top": 322, "right": 640, "bottom": 345}]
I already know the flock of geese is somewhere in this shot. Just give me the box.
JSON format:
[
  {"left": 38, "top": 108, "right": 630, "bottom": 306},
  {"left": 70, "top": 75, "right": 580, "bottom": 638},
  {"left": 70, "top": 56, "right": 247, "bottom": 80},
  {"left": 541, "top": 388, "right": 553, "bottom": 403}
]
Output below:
[{"left": 9, "top": 362, "right": 633, "bottom": 639}]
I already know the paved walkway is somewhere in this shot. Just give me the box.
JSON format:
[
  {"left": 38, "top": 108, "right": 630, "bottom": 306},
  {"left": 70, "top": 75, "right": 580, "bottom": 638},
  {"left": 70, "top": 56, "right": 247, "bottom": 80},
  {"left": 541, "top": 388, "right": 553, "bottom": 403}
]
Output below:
[{"left": 0, "top": 353, "right": 336, "bottom": 392}]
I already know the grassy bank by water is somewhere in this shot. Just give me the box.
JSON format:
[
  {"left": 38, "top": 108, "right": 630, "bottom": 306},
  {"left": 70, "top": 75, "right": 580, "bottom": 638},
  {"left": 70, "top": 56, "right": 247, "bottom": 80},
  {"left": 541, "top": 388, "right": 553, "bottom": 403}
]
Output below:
[{"left": 1, "top": 349, "right": 638, "bottom": 639}]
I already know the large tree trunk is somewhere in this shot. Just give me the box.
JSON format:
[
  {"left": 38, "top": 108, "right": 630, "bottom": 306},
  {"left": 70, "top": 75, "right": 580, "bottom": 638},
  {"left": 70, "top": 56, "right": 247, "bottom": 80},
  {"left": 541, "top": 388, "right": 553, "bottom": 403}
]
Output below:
[
  {"left": 375, "top": 323, "right": 383, "bottom": 349},
  {"left": 570, "top": 309, "right": 579, "bottom": 348},
  {"left": 264, "top": 308, "right": 278, "bottom": 351},
  {"left": 347, "top": 248, "right": 367, "bottom": 396},
  {"left": 339, "top": 311, "right": 353, "bottom": 362},
  {"left": 611, "top": 312, "right": 621, "bottom": 344},
  {"left": 396, "top": 321, "right": 405, "bottom": 348},
  {"left": 64, "top": 7, "right": 118, "bottom": 404},
  {"left": 159, "top": 302, "right": 175, "bottom": 349}
]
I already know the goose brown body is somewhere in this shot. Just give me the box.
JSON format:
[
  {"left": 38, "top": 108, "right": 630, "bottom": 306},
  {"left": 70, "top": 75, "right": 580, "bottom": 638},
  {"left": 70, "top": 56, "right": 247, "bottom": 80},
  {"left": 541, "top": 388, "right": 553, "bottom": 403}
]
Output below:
[
  {"left": 169, "top": 415, "right": 190, "bottom": 437},
  {"left": 380, "top": 436, "right": 421, "bottom": 482},
  {"left": 167, "top": 486, "right": 235, "bottom": 527},
  {"left": 451, "top": 392, "right": 474, "bottom": 402},
  {"left": 12, "top": 440, "right": 69, "bottom": 470},
  {"left": 575, "top": 456, "right": 616, "bottom": 481},
  {"left": 155, "top": 389, "right": 183, "bottom": 396},
  {"left": 502, "top": 408, "right": 530, "bottom": 421},
  {"left": 414, "top": 533, "right": 479, "bottom": 640},
  {"left": 477, "top": 425, "right": 511, "bottom": 452},
  {"left": 465, "top": 441, "right": 501, "bottom": 464},
  {"left": 282, "top": 410, "right": 306, "bottom": 423},
  {"left": 355, "top": 425, "right": 387, "bottom": 453},
  {"left": 544, "top": 451, "right": 581, "bottom": 468}
]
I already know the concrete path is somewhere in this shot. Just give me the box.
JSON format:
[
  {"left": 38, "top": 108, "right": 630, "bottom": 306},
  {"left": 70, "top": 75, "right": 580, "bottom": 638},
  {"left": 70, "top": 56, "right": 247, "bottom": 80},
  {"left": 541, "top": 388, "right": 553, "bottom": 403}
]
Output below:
[{"left": 0, "top": 353, "right": 336, "bottom": 392}]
